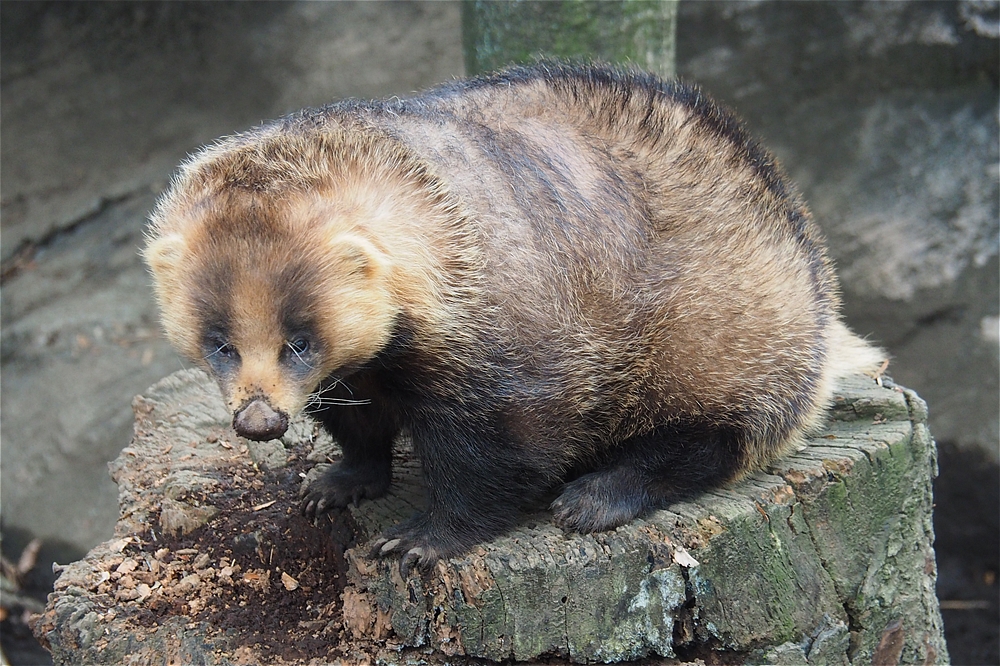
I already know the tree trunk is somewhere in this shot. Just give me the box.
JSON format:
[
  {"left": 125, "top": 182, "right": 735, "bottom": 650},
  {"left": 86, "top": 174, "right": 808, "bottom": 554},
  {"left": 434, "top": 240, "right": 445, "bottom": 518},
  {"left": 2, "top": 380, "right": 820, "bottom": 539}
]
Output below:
[{"left": 462, "top": 0, "right": 678, "bottom": 77}]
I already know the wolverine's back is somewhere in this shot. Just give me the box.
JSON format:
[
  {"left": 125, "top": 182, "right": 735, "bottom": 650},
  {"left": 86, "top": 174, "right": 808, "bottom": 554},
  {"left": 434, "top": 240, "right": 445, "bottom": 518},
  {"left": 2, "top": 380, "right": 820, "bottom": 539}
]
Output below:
[{"left": 340, "top": 65, "right": 852, "bottom": 447}]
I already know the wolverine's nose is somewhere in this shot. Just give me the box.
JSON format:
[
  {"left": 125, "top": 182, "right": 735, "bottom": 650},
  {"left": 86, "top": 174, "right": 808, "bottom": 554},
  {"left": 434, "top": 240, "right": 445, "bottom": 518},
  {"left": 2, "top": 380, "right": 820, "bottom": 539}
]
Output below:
[{"left": 233, "top": 398, "right": 289, "bottom": 441}]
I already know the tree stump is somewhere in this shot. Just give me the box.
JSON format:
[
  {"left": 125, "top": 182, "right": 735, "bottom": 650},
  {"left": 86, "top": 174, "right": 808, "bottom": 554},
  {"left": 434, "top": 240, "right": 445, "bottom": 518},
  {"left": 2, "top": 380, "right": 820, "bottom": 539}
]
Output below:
[{"left": 33, "top": 369, "right": 948, "bottom": 664}]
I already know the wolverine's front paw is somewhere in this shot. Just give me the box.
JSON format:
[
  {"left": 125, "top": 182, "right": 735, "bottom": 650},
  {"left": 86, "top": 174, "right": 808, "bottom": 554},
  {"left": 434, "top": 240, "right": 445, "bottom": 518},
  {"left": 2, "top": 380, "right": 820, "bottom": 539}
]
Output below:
[
  {"left": 368, "top": 514, "right": 464, "bottom": 577},
  {"left": 299, "top": 463, "right": 390, "bottom": 518},
  {"left": 370, "top": 535, "right": 444, "bottom": 578}
]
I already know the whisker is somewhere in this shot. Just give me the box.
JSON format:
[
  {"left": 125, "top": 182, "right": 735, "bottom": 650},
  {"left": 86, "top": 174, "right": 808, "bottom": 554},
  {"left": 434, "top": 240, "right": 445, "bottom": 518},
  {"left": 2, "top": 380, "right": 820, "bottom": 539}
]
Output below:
[
  {"left": 324, "top": 376, "right": 356, "bottom": 396},
  {"left": 307, "top": 392, "right": 371, "bottom": 405},
  {"left": 305, "top": 380, "right": 370, "bottom": 408},
  {"left": 204, "top": 343, "right": 228, "bottom": 360},
  {"left": 306, "top": 395, "right": 372, "bottom": 407},
  {"left": 285, "top": 341, "right": 316, "bottom": 370}
]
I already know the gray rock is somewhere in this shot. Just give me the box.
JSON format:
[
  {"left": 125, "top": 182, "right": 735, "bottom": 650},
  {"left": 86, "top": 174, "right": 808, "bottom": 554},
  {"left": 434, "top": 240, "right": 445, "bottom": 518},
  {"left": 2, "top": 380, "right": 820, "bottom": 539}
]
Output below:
[
  {"left": 246, "top": 439, "right": 288, "bottom": 471},
  {"left": 1, "top": 2, "right": 464, "bottom": 259},
  {"left": 158, "top": 497, "right": 219, "bottom": 537}
]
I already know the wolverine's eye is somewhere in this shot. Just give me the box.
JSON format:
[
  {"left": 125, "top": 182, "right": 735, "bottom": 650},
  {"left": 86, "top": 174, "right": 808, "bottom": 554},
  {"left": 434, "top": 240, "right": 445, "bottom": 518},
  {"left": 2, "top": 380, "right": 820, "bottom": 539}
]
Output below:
[
  {"left": 283, "top": 335, "right": 316, "bottom": 374},
  {"left": 288, "top": 337, "right": 310, "bottom": 355},
  {"left": 202, "top": 331, "right": 240, "bottom": 376},
  {"left": 206, "top": 337, "right": 236, "bottom": 359},
  {"left": 212, "top": 342, "right": 237, "bottom": 358}
]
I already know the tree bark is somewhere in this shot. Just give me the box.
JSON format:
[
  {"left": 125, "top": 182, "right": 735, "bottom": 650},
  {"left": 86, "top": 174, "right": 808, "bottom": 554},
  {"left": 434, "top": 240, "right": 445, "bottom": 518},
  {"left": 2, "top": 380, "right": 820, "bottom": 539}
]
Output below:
[{"left": 462, "top": 0, "right": 678, "bottom": 77}]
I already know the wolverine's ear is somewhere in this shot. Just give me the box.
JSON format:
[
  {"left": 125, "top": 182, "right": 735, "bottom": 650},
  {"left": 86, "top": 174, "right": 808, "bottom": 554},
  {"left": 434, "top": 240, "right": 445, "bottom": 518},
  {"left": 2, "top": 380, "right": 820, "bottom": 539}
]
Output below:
[
  {"left": 328, "top": 233, "right": 391, "bottom": 280},
  {"left": 144, "top": 232, "right": 187, "bottom": 277}
]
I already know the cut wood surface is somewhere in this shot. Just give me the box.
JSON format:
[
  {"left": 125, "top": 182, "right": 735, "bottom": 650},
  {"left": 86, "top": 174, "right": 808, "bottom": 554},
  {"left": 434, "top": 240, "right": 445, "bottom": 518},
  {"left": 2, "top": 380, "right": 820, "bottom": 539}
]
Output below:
[{"left": 34, "top": 369, "right": 948, "bottom": 665}]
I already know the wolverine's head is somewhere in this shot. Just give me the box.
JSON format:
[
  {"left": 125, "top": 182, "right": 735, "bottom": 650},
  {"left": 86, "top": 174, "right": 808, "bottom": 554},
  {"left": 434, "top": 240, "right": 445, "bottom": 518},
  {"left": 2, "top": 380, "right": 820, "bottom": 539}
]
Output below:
[
  {"left": 146, "top": 122, "right": 465, "bottom": 440},
  {"left": 145, "top": 185, "right": 399, "bottom": 441}
]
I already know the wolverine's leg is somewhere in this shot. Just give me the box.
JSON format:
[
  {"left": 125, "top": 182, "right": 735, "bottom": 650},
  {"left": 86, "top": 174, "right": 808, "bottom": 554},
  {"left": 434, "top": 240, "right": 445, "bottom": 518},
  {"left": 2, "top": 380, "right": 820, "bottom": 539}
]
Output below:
[
  {"left": 373, "top": 414, "right": 549, "bottom": 573},
  {"left": 552, "top": 424, "right": 750, "bottom": 532},
  {"left": 300, "top": 373, "right": 400, "bottom": 516}
]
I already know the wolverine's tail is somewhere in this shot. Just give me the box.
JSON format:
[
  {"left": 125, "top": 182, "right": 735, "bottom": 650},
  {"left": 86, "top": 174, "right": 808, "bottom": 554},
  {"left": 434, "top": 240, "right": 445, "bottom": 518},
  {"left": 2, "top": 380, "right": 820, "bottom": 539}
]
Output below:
[
  {"left": 792, "top": 320, "right": 888, "bottom": 439},
  {"left": 826, "top": 319, "right": 888, "bottom": 382}
]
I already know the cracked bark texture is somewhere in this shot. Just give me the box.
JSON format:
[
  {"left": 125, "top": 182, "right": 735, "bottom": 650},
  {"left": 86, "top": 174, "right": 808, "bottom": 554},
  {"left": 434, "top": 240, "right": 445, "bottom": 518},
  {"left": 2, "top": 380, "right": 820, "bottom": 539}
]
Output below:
[{"left": 36, "top": 370, "right": 948, "bottom": 664}]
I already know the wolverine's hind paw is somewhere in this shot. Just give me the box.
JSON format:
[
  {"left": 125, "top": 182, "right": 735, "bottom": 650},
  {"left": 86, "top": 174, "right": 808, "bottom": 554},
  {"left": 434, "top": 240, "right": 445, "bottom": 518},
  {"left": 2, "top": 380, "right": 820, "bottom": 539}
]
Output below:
[{"left": 552, "top": 471, "right": 650, "bottom": 532}]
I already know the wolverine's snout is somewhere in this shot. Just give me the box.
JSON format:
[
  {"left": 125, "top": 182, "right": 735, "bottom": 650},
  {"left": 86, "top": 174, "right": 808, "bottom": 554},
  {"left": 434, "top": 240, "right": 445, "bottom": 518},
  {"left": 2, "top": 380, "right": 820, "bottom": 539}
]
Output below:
[{"left": 233, "top": 398, "right": 289, "bottom": 441}]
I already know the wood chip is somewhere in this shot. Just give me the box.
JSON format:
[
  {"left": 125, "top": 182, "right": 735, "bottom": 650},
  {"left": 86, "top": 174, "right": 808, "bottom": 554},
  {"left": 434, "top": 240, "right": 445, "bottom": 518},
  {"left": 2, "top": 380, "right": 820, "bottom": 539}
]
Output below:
[
  {"left": 17, "top": 538, "right": 42, "bottom": 575},
  {"left": 175, "top": 573, "right": 201, "bottom": 594},
  {"left": 253, "top": 500, "right": 277, "bottom": 511},
  {"left": 868, "top": 358, "right": 890, "bottom": 387},
  {"left": 673, "top": 545, "right": 700, "bottom": 568},
  {"left": 281, "top": 571, "right": 300, "bottom": 591},
  {"left": 241, "top": 570, "right": 271, "bottom": 592},
  {"left": 93, "top": 571, "right": 111, "bottom": 589},
  {"left": 116, "top": 558, "right": 138, "bottom": 575}
]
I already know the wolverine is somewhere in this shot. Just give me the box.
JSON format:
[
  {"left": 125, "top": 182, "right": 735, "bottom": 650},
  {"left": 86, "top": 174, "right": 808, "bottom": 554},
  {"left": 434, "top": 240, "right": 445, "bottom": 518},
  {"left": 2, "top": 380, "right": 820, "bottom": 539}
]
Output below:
[{"left": 145, "top": 63, "right": 884, "bottom": 570}]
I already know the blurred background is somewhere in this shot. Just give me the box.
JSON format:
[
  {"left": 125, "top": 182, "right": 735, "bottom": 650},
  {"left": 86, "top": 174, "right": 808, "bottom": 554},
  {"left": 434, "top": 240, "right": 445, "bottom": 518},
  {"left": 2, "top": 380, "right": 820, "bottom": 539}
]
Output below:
[{"left": 1, "top": 2, "right": 996, "bottom": 663}]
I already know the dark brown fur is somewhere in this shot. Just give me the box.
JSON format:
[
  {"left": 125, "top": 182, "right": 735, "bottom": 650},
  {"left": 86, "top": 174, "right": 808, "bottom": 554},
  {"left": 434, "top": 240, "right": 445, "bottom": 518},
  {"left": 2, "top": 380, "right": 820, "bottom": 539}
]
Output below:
[{"left": 146, "top": 63, "right": 883, "bottom": 568}]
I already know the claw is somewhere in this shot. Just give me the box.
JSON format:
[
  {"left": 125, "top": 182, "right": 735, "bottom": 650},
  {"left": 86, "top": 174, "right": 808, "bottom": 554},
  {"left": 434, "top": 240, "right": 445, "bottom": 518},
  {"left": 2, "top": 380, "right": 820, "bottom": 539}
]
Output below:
[
  {"left": 369, "top": 537, "right": 389, "bottom": 558},
  {"left": 400, "top": 547, "right": 425, "bottom": 578},
  {"left": 380, "top": 538, "right": 402, "bottom": 555}
]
